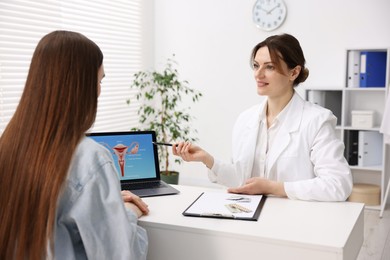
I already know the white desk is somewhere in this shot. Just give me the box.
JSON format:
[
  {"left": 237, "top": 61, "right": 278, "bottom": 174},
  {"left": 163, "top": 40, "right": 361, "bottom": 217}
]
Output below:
[{"left": 139, "top": 185, "right": 364, "bottom": 260}]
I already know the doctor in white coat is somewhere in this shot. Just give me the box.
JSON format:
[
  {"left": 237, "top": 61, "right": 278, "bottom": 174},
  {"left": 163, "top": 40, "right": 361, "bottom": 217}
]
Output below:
[{"left": 173, "top": 34, "right": 352, "bottom": 202}]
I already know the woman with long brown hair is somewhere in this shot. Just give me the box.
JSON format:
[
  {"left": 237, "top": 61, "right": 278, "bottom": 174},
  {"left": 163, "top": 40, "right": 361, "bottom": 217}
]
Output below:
[{"left": 0, "top": 30, "right": 148, "bottom": 259}]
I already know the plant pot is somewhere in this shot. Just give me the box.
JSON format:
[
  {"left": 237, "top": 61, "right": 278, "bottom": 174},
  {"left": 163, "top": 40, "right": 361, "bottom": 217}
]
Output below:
[{"left": 160, "top": 171, "right": 179, "bottom": 185}]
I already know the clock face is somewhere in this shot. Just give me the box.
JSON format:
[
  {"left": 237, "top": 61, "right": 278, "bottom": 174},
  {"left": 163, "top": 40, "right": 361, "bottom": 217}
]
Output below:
[{"left": 253, "top": 0, "right": 287, "bottom": 31}]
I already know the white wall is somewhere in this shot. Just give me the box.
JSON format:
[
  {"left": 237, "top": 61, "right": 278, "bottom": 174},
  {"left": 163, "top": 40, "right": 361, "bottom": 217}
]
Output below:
[{"left": 153, "top": 0, "right": 390, "bottom": 187}]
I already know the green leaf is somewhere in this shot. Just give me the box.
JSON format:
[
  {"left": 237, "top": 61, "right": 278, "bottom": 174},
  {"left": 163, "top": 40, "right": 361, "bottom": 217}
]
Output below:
[{"left": 127, "top": 54, "right": 203, "bottom": 172}]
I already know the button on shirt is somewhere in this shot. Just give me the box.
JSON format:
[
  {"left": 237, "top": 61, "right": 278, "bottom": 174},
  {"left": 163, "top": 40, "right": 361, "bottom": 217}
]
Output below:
[{"left": 252, "top": 100, "right": 292, "bottom": 179}]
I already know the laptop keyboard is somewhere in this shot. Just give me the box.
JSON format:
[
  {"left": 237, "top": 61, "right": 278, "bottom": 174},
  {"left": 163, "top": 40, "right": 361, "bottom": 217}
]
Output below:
[{"left": 122, "top": 181, "right": 164, "bottom": 190}]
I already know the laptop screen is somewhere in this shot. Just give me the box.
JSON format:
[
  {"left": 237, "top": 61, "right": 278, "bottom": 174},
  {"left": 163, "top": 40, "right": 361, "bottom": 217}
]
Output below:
[{"left": 86, "top": 131, "right": 160, "bottom": 181}]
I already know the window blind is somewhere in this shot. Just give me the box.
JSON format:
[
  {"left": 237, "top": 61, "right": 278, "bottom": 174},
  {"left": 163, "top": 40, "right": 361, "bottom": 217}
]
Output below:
[{"left": 0, "top": 0, "right": 145, "bottom": 134}]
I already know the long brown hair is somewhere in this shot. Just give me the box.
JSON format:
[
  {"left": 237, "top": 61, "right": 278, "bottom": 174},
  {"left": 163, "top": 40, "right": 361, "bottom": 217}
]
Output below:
[
  {"left": 0, "top": 30, "right": 103, "bottom": 259},
  {"left": 250, "top": 33, "right": 309, "bottom": 86}
]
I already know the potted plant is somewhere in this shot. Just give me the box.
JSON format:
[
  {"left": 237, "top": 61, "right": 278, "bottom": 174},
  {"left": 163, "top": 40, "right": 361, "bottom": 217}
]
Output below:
[{"left": 127, "top": 55, "right": 202, "bottom": 184}]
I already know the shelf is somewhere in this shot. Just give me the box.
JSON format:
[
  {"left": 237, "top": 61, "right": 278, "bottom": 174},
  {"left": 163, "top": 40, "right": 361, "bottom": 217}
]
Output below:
[
  {"left": 345, "top": 87, "right": 386, "bottom": 92},
  {"left": 349, "top": 165, "right": 383, "bottom": 171},
  {"left": 305, "top": 48, "right": 389, "bottom": 211},
  {"left": 365, "top": 205, "right": 381, "bottom": 210},
  {"left": 304, "top": 87, "right": 342, "bottom": 91},
  {"left": 343, "top": 126, "right": 381, "bottom": 131}
]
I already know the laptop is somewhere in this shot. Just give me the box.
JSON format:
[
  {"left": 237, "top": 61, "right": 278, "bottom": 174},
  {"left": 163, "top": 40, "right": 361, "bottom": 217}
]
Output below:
[{"left": 86, "top": 130, "right": 179, "bottom": 197}]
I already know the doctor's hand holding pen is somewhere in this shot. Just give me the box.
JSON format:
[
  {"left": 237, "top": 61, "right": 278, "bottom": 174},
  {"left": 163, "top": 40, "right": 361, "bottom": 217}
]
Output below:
[
  {"left": 172, "top": 141, "right": 214, "bottom": 169},
  {"left": 172, "top": 141, "right": 287, "bottom": 197}
]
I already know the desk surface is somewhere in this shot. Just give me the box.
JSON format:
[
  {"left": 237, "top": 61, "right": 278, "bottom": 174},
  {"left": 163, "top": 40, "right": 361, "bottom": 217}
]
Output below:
[{"left": 139, "top": 185, "right": 364, "bottom": 260}]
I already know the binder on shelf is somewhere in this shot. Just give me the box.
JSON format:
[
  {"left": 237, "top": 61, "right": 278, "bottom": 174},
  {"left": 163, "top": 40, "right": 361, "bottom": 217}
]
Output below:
[
  {"left": 324, "top": 91, "right": 342, "bottom": 125},
  {"left": 307, "top": 90, "right": 325, "bottom": 106},
  {"left": 359, "top": 51, "right": 387, "bottom": 88},
  {"left": 307, "top": 90, "right": 342, "bottom": 125},
  {"left": 358, "top": 131, "right": 383, "bottom": 167},
  {"left": 344, "top": 130, "right": 359, "bottom": 165},
  {"left": 347, "top": 50, "right": 360, "bottom": 88}
]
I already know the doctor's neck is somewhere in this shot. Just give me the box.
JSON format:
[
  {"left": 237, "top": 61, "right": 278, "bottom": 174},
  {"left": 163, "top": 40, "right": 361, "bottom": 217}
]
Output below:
[{"left": 266, "top": 89, "right": 294, "bottom": 120}]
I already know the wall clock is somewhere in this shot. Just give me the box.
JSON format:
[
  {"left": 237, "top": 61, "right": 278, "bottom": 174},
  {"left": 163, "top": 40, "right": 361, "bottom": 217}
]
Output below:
[{"left": 252, "top": 0, "right": 287, "bottom": 31}]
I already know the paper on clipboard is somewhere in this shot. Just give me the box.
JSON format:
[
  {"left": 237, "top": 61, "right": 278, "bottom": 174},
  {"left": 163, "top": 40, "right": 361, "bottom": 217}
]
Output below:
[{"left": 182, "top": 191, "right": 266, "bottom": 221}]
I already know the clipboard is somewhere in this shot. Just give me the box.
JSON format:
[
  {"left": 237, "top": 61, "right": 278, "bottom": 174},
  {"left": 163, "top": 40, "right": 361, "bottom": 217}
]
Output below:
[{"left": 182, "top": 192, "right": 266, "bottom": 221}]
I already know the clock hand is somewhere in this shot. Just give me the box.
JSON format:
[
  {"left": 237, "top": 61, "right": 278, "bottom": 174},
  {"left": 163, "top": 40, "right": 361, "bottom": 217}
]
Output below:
[
  {"left": 267, "top": 5, "right": 280, "bottom": 14},
  {"left": 258, "top": 7, "right": 269, "bottom": 13}
]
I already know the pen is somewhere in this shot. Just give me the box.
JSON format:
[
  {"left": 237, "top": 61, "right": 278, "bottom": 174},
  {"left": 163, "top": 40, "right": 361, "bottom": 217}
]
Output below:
[
  {"left": 152, "top": 142, "right": 173, "bottom": 147},
  {"left": 200, "top": 213, "right": 236, "bottom": 218}
]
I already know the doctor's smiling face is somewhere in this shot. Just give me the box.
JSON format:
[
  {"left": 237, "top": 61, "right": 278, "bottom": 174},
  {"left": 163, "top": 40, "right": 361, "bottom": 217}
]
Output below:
[
  {"left": 252, "top": 46, "right": 298, "bottom": 99},
  {"left": 250, "top": 34, "right": 309, "bottom": 100}
]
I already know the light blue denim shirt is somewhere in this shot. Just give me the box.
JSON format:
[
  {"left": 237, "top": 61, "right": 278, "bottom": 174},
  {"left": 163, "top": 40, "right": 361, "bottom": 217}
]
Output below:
[{"left": 52, "top": 137, "right": 148, "bottom": 259}]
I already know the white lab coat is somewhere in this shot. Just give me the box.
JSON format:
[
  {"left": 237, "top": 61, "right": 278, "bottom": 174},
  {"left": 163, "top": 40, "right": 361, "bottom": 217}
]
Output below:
[{"left": 209, "top": 92, "right": 353, "bottom": 201}]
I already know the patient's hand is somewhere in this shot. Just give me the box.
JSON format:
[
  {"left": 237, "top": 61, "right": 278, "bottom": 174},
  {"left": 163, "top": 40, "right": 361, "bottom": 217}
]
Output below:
[
  {"left": 124, "top": 202, "right": 145, "bottom": 218},
  {"left": 121, "top": 190, "right": 149, "bottom": 216}
]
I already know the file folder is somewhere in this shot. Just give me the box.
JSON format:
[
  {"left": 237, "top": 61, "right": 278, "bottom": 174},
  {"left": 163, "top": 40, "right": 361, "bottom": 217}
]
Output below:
[
  {"left": 358, "top": 131, "right": 383, "bottom": 167},
  {"left": 344, "top": 130, "right": 359, "bottom": 165},
  {"left": 307, "top": 90, "right": 325, "bottom": 106},
  {"left": 307, "top": 91, "right": 342, "bottom": 125},
  {"left": 347, "top": 50, "right": 360, "bottom": 88},
  {"left": 359, "top": 51, "right": 387, "bottom": 88}
]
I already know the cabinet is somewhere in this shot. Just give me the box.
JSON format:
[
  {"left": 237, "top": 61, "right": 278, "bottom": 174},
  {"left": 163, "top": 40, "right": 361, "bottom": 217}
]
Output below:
[{"left": 305, "top": 48, "right": 390, "bottom": 211}]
